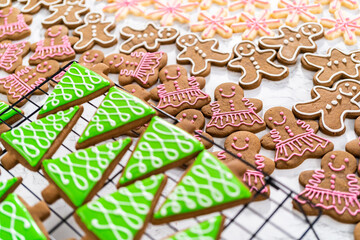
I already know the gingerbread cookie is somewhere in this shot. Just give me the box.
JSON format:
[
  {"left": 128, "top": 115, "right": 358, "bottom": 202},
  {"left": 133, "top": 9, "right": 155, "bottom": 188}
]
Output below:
[
  {"left": 103, "top": 48, "right": 167, "bottom": 88},
  {"left": 316, "top": 0, "right": 358, "bottom": 13},
  {"left": 0, "top": 0, "right": 11, "bottom": 8},
  {"left": 150, "top": 65, "right": 211, "bottom": 115},
  {"left": 119, "top": 23, "right": 179, "bottom": 54},
  {"left": 293, "top": 151, "right": 360, "bottom": 223},
  {"left": 103, "top": 0, "right": 151, "bottom": 21},
  {"left": 261, "top": 107, "right": 333, "bottom": 169},
  {"left": 228, "top": 41, "right": 289, "bottom": 89},
  {"left": 191, "top": 0, "right": 228, "bottom": 10},
  {"left": 231, "top": 11, "right": 282, "bottom": 40},
  {"left": 19, "top": 0, "right": 61, "bottom": 14},
  {"left": 356, "top": 116, "right": 360, "bottom": 135},
  {"left": 0, "top": 40, "right": 30, "bottom": 73},
  {"left": 176, "top": 33, "right": 232, "bottom": 77},
  {"left": 73, "top": 12, "right": 117, "bottom": 52},
  {"left": 216, "top": 131, "right": 275, "bottom": 200},
  {"left": 259, "top": 23, "right": 324, "bottom": 65},
  {"left": 0, "top": 60, "right": 59, "bottom": 107},
  {"left": 346, "top": 137, "right": 360, "bottom": 158},
  {"left": 229, "top": 0, "right": 270, "bottom": 13},
  {"left": 293, "top": 79, "right": 360, "bottom": 136},
  {"left": 0, "top": 7, "right": 32, "bottom": 41},
  {"left": 0, "top": 176, "right": 22, "bottom": 201},
  {"left": 355, "top": 223, "right": 360, "bottom": 240},
  {"left": 0, "top": 100, "right": 24, "bottom": 134},
  {"left": 191, "top": 8, "right": 237, "bottom": 39},
  {"left": 42, "top": 0, "right": 90, "bottom": 28},
  {"left": 202, "top": 82, "right": 265, "bottom": 138}
]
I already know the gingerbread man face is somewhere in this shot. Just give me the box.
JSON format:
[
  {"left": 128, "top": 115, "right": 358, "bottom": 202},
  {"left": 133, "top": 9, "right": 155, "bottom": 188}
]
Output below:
[
  {"left": 177, "top": 34, "right": 197, "bottom": 47},
  {"left": 80, "top": 50, "right": 104, "bottom": 65},
  {"left": 176, "top": 109, "right": 205, "bottom": 130},
  {"left": 301, "top": 23, "right": 323, "bottom": 36},
  {"left": 234, "top": 41, "right": 257, "bottom": 56},
  {"left": 85, "top": 12, "right": 102, "bottom": 24},
  {"left": 158, "top": 65, "right": 187, "bottom": 83},
  {"left": 226, "top": 131, "right": 261, "bottom": 159},
  {"left": 159, "top": 27, "right": 179, "bottom": 41},
  {"left": 322, "top": 152, "right": 357, "bottom": 174},
  {"left": 123, "top": 84, "right": 151, "bottom": 101},
  {"left": 45, "top": 25, "right": 68, "bottom": 38},
  {"left": 264, "top": 107, "right": 297, "bottom": 134},
  {"left": 214, "top": 82, "right": 244, "bottom": 103}
]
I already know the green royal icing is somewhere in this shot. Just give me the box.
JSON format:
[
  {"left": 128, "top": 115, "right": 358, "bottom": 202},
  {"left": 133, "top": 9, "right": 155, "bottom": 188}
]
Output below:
[
  {"left": 43, "top": 138, "right": 131, "bottom": 207},
  {"left": 1, "top": 106, "right": 80, "bottom": 167},
  {"left": 76, "top": 174, "right": 165, "bottom": 240},
  {"left": 78, "top": 86, "right": 156, "bottom": 144},
  {"left": 119, "top": 116, "right": 204, "bottom": 186},
  {"left": 0, "top": 177, "right": 19, "bottom": 200},
  {"left": 154, "top": 150, "right": 251, "bottom": 220},
  {"left": 0, "top": 193, "right": 47, "bottom": 240},
  {"left": 165, "top": 215, "right": 224, "bottom": 240},
  {"left": 39, "top": 62, "right": 110, "bottom": 115},
  {"left": 0, "top": 101, "right": 21, "bottom": 123}
]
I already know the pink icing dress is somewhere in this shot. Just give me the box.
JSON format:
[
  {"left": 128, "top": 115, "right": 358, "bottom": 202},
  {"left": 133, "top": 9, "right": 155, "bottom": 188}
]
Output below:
[{"left": 0, "top": 8, "right": 30, "bottom": 38}]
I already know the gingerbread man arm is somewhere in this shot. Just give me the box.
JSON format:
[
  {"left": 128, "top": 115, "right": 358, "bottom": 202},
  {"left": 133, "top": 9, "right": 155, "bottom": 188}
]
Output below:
[
  {"left": 24, "top": 14, "right": 33, "bottom": 24},
  {"left": 201, "top": 103, "right": 213, "bottom": 118},
  {"left": 195, "top": 76, "right": 206, "bottom": 89},
  {"left": 247, "top": 98, "right": 263, "bottom": 113},
  {"left": 260, "top": 133, "right": 276, "bottom": 150},
  {"left": 69, "top": 36, "right": 79, "bottom": 45},
  {"left": 259, "top": 27, "right": 293, "bottom": 47},
  {"left": 301, "top": 53, "right": 330, "bottom": 71},
  {"left": 299, "top": 170, "right": 316, "bottom": 187},
  {"left": 302, "top": 120, "right": 319, "bottom": 133},
  {"left": 150, "top": 87, "right": 160, "bottom": 101},
  {"left": 262, "top": 156, "right": 275, "bottom": 175},
  {"left": 30, "top": 42, "right": 37, "bottom": 51}
]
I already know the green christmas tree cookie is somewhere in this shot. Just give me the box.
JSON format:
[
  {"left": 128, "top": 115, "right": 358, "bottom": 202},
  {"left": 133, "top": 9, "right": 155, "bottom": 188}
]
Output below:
[
  {"left": 0, "top": 100, "right": 23, "bottom": 133},
  {"left": 0, "top": 105, "right": 83, "bottom": 171},
  {"left": 153, "top": 150, "right": 251, "bottom": 224},
  {"left": 118, "top": 116, "right": 205, "bottom": 187},
  {"left": 42, "top": 138, "right": 132, "bottom": 208},
  {"left": 38, "top": 62, "right": 113, "bottom": 118},
  {"left": 75, "top": 174, "right": 167, "bottom": 240},
  {"left": 164, "top": 215, "right": 224, "bottom": 240},
  {"left": 0, "top": 176, "right": 22, "bottom": 202},
  {"left": 76, "top": 86, "right": 156, "bottom": 149}
]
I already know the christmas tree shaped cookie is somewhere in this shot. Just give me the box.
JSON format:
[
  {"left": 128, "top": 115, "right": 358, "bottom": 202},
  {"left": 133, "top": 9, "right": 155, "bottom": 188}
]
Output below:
[
  {"left": 118, "top": 116, "right": 205, "bottom": 187},
  {"left": 75, "top": 174, "right": 167, "bottom": 240},
  {"left": 0, "top": 100, "right": 23, "bottom": 135},
  {"left": 153, "top": 150, "right": 251, "bottom": 224},
  {"left": 0, "top": 176, "right": 22, "bottom": 202},
  {"left": 0, "top": 105, "right": 83, "bottom": 171},
  {"left": 164, "top": 215, "right": 225, "bottom": 240},
  {"left": 77, "top": 86, "right": 156, "bottom": 149},
  {"left": 38, "top": 62, "right": 113, "bottom": 118},
  {"left": 42, "top": 138, "right": 132, "bottom": 208}
]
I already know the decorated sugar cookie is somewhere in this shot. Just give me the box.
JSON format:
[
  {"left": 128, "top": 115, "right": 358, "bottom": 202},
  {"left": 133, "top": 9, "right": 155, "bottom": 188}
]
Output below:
[
  {"left": 75, "top": 174, "right": 167, "bottom": 240},
  {"left": 293, "top": 79, "right": 360, "bottom": 136},
  {"left": 103, "top": 0, "right": 151, "bottom": 21},
  {"left": 293, "top": 151, "right": 360, "bottom": 223},
  {"left": 0, "top": 7, "right": 32, "bottom": 41},
  {"left": 0, "top": 100, "right": 24, "bottom": 135},
  {"left": 261, "top": 107, "right": 333, "bottom": 169},
  {"left": 0, "top": 41, "right": 30, "bottom": 73},
  {"left": 202, "top": 82, "right": 266, "bottom": 138},
  {"left": 150, "top": 65, "right": 211, "bottom": 115},
  {"left": 176, "top": 33, "right": 232, "bottom": 77},
  {"left": 315, "top": 0, "right": 358, "bottom": 13},
  {"left": 153, "top": 150, "right": 251, "bottom": 224},
  {"left": 190, "top": 0, "right": 228, "bottom": 10},
  {"left": 0, "top": 106, "right": 83, "bottom": 171},
  {"left": 229, "top": 0, "right": 270, "bottom": 14},
  {"left": 0, "top": 176, "right": 22, "bottom": 201}
]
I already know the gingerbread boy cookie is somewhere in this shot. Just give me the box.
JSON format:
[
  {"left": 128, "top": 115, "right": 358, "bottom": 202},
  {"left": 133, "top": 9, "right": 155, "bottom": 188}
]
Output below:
[
  {"left": 119, "top": 23, "right": 179, "bottom": 54},
  {"left": 293, "top": 79, "right": 360, "bottom": 136},
  {"left": 0, "top": 40, "right": 30, "bottom": 73},
  {"left": 103, "top": 48, "right": 167, "bottom": 88},
  {"left": 202, "top": 82, "right": 265, "bottom": 138},
  {"left": 19, "top": 0, "right": 61, "bottom": 14},
  {"left": 73, "top": 12, "right": 117, "bottom": 52},
  {"left": 176, "top": 33, "right": 232, "bottom": 77},
  {"left": 228, "top": 41, "right": 289, "bottom": 89},
  {"left": 215, "top": 131, "right": 275, "bottom": 200},
  {"left": 293, "top": 151, "right": 360, "bottom": 223},
  {"left": 0, "top": 60, "right": 59, "bottom": 106},
  {"left": 29, "top": 25, "right": 78, "bottom": 65},
  {"left": 261, "top": 107, "right": 333, "bottom": 169},
  {"left": 259, "top": 23, "right": 324, "bottom": 65},
  {"left": 150, "top": 65, "right": 211, "bottom": 116},
  {"left": 0, "top": 7, "right": 32, "bottom": 41}
]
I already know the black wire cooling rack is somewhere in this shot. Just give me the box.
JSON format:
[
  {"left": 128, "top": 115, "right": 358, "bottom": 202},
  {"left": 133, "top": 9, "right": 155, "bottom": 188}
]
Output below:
[{"left": 0, "top": 61, "right": 323, "bottom": 240}]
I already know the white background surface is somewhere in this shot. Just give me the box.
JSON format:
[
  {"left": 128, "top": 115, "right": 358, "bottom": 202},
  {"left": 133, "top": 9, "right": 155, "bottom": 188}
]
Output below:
[{"left": 1, "top": 0, "right": 360, "bottom": 239}]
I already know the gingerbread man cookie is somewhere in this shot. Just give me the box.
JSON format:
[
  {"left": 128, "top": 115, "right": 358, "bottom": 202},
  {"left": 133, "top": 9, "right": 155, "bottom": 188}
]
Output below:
[
  {"left": 0, "top": 40, "right": 30, "bottom": 73},
  {"left": 0, "top": 60, "right": 59, "bottom": 106},
  {"left": 228, "top": 41, "right": 289, "bottom": 89},
  {"left": 19, "top": 0, "right": 61, "bottom": 14},
  {"left": 73, "top": 12, "right": 117, "bottom": 52},
  {"left": 229, "top": 0, "right": 270, "bottom": 13},
  {"left": 176, "top": 33, "right": 232, "bottom": 77},
  {"left": 202, "top": 82, "right": 265, "bottom": 138},
  {"left": 302, "top": 48, "right": 360, "bottom": 87},
  {"left": 119, "top": 23, "right": 179, "bottom": 54},
  {"left": 29, "top": 25, "right": 78, "bottom": 65},
  {"left": 259, "top": 23, "right": 324, "bottom": 65},
  {"left": 261, "top": 107, "right": 333, "bottom": 169},
  {"left": 293, "top": 79, "right": 360, "bottom": 136},
  {"left": 150, "top": 65, "right": 211, "bottom": 116},
  {"left": 103, "top": 48, "right": 167, "bottom": 88},
  {"left": 215, "top": 131, "right": 275, "bottom": 200},
  {"left": 316, "top": 0, "right": 358, "bottom": 13},
  {"left": 42, "top": 0, "right": 90, "bottom": 28},
  {"left": 0, "top": 7, "right": 32, "bottom": 41},
  {"left": 293, "top": 151, "right": 360, "bottom": 223}
]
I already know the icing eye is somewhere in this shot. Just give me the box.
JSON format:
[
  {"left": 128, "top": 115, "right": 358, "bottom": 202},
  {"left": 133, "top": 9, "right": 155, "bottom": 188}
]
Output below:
[
  {"left": 164, "top": 70, "right": 168, "bottom": 74},
  {"left": 131, "top": 89, "right": 136, "bottom": 93},
  {"left": 193, "top": 115, "right": 197, "bottom": 119},
  {"left": 43, "top": 61, "right": 48, "bottom": 66},
  {"left": 94, "top": 53, "right": 98, "bottom": 57},
  {"left": 219, "top": 88, "right": 223, "bottom": 92},
  {"left": 268, "top": 117, "right": 273, "bottom": 121},
  {"left": 280, "top": 111, "right": 284, "bottom": 116},
  {"left": 231, "top": 86, "right": 235, "bottom": 90},
  {"left": 237, "top": 153, "right": 242, "bottom": 158},
  {"left": 245, "top": 137, "right": 249, "bottom": 142},
  {"left": 233, "top": 137, "right": 237, "bottom": 141},
  {"left": 86, "top": 52, "right": 90, "bottom": 56},
  {"left": 331, "top": 154, "right": 336, "bottom": 159},
  {"left": 344, "top": 158, "right": 349, "bottom": 163},
  {"left": 182, "top": 113, "right": 187, "bottom": 117},
  {"left": 176, "top": 67, "right": 180, "bottom": 71}
]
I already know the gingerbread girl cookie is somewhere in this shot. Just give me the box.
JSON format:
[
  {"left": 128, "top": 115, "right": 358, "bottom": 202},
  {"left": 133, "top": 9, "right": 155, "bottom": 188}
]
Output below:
[
  {"left": 119, "top": 23, "right": 179, "bottom": 54},
  {"left": 0, "top": 40, "right": 30, "bottom": 73},
  {"left": 103, "top": 48, "right": 167, "bottom": 88},
  {"left": 176, "top": 33, "right": 232, "bottom": 77},
  {"left": 302, "top": 48, "right": 360, "bottom": 87},
  {"left": 73, "top": 12, "right": 117, "bottom": 52},
  {"left": 0, "top": 7, "right": 32, "bottom": 41},
  {"left": 293, "top": 79, "right": 360, "bottom": 136},
  {"left": 259, "top": 23, "right": 324, "bottom": 65},
  {"left": 293, "top": 151, "right": 360, "bottom": 223},
  {"left": 261, "top": 107, "right": 333, "bottom": 169},
  {"left": 150, "top": 65, "right": 211, "bottom": 116},
  {"left": 228, "top": 41, "right": 289, "bottom": 89},
  {"left": 202, "top": 82, "right": 265, "bottom": 138},
  {"left": 215, "top": 131, "right": 275, "bottom": 200},
  {"left": 29, "top": 25, "right": 78, "bottom": 65}
]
